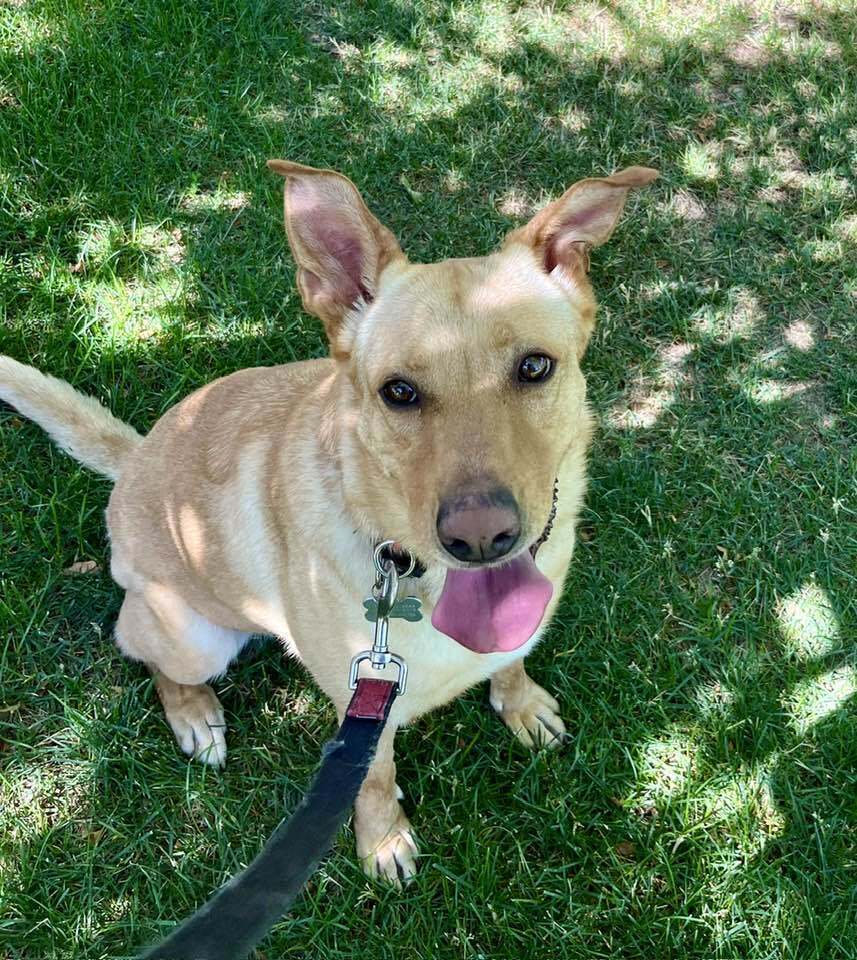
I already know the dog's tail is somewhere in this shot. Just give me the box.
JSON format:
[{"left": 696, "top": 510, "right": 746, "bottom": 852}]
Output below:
[{"left": 0, "top": 355, "right": 143, "bottom": 480}]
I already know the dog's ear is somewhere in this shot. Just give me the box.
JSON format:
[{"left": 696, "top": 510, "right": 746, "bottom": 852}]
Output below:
[
  {"left": 268, "top": 160, "right": 405, "bottom": 348},
  {"left": 505, "top": 166, "right": 657, "bottom": 356},
  {"left": 506, "top": 166, "right": 658, "bottom": 277}
]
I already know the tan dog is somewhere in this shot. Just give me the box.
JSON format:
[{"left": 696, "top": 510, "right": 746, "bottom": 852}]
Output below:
[{"left": 0, "top": 160, "right": 656, "bottom": 882}]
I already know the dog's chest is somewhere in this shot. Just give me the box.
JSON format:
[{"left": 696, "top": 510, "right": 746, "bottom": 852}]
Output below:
[
  {"left": 392, "top": 619, "right": 538, "bottom": 721},
  {"left": 279, "top": 553, "right": 543, "bottom": 722}
]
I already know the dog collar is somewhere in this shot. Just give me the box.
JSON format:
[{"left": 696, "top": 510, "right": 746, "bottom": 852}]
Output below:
[{"left": 530, "top": 477, "right": 559, "bottom": 558}]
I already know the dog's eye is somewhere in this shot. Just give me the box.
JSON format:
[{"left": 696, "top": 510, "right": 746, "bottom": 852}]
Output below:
[
  {"left": 518, "top": 354, "right": 554, "bottom": 383},
  {"left": 380, "top": 379, "right": 420, "bottom": 407}
]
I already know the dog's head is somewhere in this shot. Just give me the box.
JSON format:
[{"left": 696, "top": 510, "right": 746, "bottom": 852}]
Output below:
[{"left": 270, "top": 159, "right": 656, "bottom": 651}]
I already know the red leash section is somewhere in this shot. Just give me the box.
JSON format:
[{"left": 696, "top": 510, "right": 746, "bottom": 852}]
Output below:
[
  {"left": 346, "top": 677, "right": 399, "bottom": 720},
  {"left": 138, "top": 677, "right": 398, "bottom": 960}
]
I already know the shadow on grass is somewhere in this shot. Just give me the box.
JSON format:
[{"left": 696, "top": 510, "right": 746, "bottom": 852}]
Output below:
[{"left": 1, "top": 0, "right": 855, "bottom": 957}]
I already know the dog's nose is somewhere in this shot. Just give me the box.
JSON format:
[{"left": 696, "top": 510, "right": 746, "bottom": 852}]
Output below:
[{"left": 437, "top": 487, "right": 521, "bottom": 564}]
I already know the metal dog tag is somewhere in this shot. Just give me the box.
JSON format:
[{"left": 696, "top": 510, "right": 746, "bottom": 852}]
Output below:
[{"left": 363, "top": 596, "right": 423, "bottom": 623}]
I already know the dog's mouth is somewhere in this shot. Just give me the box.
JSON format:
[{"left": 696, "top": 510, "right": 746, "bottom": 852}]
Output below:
[
  {"left": 430, "top": 481, "right": 559, "bottom": 655},
  {"left": 431, "top": 550, "right": 552, "bottom": 654}
]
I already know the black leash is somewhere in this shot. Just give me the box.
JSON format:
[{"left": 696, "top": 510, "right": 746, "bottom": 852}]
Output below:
[
  {"left": 138, "top": 540, "right": 419, "bottom": 960},
  {"left": 139, "top": 677, "right": 397, "bottom": 960}
]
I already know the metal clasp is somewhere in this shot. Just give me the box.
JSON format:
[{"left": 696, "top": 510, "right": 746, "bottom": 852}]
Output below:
[
  {"left": 348, "top": 652, "right": 408, "bottom": 697},
  {"left": 348, "top": 540, "right": 416, "bottom": 695}
]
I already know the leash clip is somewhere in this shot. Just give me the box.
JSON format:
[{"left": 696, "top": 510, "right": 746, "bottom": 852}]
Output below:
[
  {"left": 349, "top": 540, "right": 416, "bottom": 696},
  {"left": 348, "top": 652, "right": 408, "bottom": 697}
]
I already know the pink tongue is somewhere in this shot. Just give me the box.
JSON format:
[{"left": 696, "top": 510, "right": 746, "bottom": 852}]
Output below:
[{"left": 431, "top": 552, "right": 553, "bottom": 653}]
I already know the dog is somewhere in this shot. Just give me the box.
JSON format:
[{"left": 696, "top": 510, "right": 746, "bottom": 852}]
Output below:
[{"left": 0, "top": 160, "right": 656, "bottom": 882}]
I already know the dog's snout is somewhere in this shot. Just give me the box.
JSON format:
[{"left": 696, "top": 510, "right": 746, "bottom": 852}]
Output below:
[{"left": 437, "top": 487, "right": 521, "bottom": 564}]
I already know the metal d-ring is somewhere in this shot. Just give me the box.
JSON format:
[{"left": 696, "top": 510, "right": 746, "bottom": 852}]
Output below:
[
  {"left": 348, "top": 652, "right": 408, "bottom": 695},
  {"left": 373, "top": 539, "right": 416, "bottom": 579}
]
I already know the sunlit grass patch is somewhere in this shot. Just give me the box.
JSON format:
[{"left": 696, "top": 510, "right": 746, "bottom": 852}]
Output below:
[
  {"left": 787, "top": 666, "right": 856, "bottom": 735},
  {"left": 776, "top": 581, "right": 840, "bottom": 661},
  {"left": 33, "top": 217, "right": 199, "bottom": 348},
  {"left": 495, "top": 187, "right": 538, "bottom": 217},
  {"left": 693, "top": 678, "right": 736, "bottom": 718},
  {"left": 607, "top": 341, "right": 694, "bottom": 429},
  {"left": 693, "top": 287, "right": 762, "bottom": 343},
  {"left": 800, "top": 171, "right": 852, "bottom": 200},
  {"left": 450, "top": 0, "right": 515, "bottom": 56},
  {"left": 782, "top": 318, "right": 816, "bottom": 351},
  {"left": 557, "top": 106, "right": 590, "bottom": 134},
  {"left": 663, "top": 188, "right": 709, "bottom": 223},
  {"left": 75, "top": 219, "right": 185, "bottom": 276},
  {"left": 803, "top": 238, "right": 845, "bottom": 263},
  {"left": 364, "top": 39, "right": 419, "bottom": 71},
  {"left": 704, "top": 762, "right": 787, "bottom": 849},
  {"left": 360, "top": 52, "right": 502, "bottom": 122},
  {"left": 180, "top": 190, "right": 249, "bottom": 216},
  {"left": 831, "top": 214, "right": 857, "bottom": 243},
  {"left": 741, "top": 377, "right": 819, "bottom": 405},
  {"left": 637, "top": 733, "right": 696, "bottom": 801},
  {"left": 81, "top": 273, "right": 185, "bottom": 346},
  {"left": 0, "top": 0, "right": 55, "bottom": 51},
  {"left": 442, "top": 168, "right": 467, "bottom": 193},
  {"left": 629, "top": 742, "right": 788, "bottom": 856},
  {"left": 0, "top": 758, "right": 91, "bottom": 843},
  {"left": 681, "top": 141, "right": 721, "bottom": 182}
]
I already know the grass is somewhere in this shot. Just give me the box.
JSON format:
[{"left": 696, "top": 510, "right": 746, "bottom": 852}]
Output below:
[{"left": 1, "top": 0, "right": 856, "bottom": 956}]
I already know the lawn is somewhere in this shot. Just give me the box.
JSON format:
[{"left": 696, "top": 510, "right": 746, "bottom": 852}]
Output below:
[{"left": 1, "top": 0, "right": 856, "bottom": 957}]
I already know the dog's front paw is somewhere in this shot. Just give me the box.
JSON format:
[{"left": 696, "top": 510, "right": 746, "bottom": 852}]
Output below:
[
  {"left": 490, "top": 678, "right": 566, "bottom": 750},
  {"left": 357, "top": 811, "right": 418, "bottom": 886},
  {"left": 160, "top": 682, "right": 227, "bottom": 767}
]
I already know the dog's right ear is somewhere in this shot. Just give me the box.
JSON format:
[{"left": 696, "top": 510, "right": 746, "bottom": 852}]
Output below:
[{"left": 268, "top": 160, "right": 405, "bottom": 349}]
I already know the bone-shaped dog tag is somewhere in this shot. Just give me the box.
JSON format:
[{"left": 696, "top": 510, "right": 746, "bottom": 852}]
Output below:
[{"left": 363, "top": 596, "right": 423, "bottom": 623}]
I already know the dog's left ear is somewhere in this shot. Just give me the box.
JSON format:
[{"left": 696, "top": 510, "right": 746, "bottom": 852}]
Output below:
[
  {"left": 506, "top": 166, "right": 658, "bottom": 276},
  {"left": 268, "top": 159, "right": 405, "bottom": 352},
  {"left": 505, "top": 166, "right": 657, "bottom": 355}
]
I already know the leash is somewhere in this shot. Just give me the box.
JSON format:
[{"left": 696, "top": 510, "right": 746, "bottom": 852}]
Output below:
[{"left": 139, "top": 541, "right": 421, "bottom": 960}]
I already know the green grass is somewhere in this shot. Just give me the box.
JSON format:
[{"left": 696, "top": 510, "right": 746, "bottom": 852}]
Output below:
[{"left": 1, "top": 0, "right": 856, "bottom": 957}]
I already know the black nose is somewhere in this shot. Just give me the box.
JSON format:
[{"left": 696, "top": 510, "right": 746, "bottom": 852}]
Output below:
[{"left": 437, "top": 487, "right": 521, "bottom": 564}]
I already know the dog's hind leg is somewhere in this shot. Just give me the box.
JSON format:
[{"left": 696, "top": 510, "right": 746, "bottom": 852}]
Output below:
[
  {"left": 115, "top": 588, "right": 249, "bottom": 767},
  {"left": 489, "top": 659, "right": 567, "bottom": 749}
]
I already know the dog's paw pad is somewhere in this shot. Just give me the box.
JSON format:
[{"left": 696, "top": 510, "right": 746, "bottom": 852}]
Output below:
[
  {"left": 492, "top": 683, "right": 566, "bottom": 750},
  {"left": 361, "top": 823, "right": 418, "bottom": 887},
  {"left": 501, "top": 707, "right": 567, "bottom": 749},
  {"left": 164, "top": 687, "right": 227, "bottom": 767}
]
